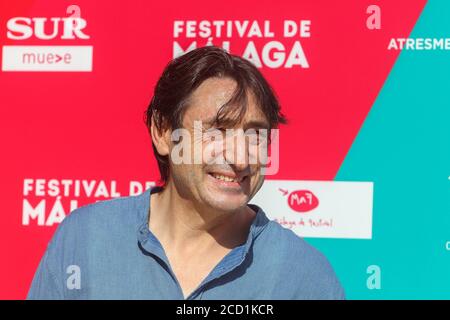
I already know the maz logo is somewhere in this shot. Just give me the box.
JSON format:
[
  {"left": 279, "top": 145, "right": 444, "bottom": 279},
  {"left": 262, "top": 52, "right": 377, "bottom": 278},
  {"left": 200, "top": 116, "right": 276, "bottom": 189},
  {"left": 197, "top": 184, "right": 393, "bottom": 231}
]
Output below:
[{"left": 279, "top": 188, "right": 319, "bottom": 213}]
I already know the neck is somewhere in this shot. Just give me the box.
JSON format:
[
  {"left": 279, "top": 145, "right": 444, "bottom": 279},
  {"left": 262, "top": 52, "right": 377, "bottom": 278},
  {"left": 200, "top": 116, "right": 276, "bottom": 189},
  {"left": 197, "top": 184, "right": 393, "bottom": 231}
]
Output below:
[{"left": 148, "top": 180, "right": 255, "bottom": 255}]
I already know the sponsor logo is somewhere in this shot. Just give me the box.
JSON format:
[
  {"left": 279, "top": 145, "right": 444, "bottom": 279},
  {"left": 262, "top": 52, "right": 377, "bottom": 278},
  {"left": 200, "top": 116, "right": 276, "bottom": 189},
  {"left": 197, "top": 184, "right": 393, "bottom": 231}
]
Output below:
[
  {"left": 2, "top": 6, "right": 93, "bottom": 72},
  {"left": 251, "top": 180, "right": 374, "bottom": 239},
  {"left": 279, "top": 188, "right": 319, "bottom": 212}
]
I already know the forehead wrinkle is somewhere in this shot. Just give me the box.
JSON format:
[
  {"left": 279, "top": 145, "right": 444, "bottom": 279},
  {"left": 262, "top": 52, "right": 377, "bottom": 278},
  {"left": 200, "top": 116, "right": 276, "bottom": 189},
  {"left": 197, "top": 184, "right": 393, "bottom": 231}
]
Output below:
[
  {"left": 181, "top": 77, "right": 237, "bottom": 127},
  {"left": 181, "top": 77, "right": 269, "bottom": 130}
]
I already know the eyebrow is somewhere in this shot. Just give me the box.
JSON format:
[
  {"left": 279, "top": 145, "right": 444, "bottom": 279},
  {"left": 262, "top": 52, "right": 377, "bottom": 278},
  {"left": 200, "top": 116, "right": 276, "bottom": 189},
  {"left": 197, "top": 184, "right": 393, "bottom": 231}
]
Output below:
[
  {"left": 201, "top": 117, "right": 270, "bottom": 130},
  {"left": 243, "top": 120, "right": 270, "bottom": 131}
]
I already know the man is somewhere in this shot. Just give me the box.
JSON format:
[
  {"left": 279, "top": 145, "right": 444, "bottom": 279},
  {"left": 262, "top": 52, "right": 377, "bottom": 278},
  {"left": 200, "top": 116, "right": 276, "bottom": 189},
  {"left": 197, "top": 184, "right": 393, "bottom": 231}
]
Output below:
[{"left": 28, "top": 46, "right": 345, "bottom": 299}]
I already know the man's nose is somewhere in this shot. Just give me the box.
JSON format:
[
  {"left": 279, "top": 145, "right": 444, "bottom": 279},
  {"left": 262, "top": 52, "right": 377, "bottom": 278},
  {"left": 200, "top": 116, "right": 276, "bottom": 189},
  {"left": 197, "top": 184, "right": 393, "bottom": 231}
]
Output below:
[{"left": 223, "top": 129, "right": 249, "bottom": 171}]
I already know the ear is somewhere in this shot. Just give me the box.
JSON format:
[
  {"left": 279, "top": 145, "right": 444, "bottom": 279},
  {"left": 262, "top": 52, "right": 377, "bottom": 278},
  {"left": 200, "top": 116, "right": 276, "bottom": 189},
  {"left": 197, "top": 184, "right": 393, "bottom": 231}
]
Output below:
[{"left": 150, "top": 116, "right": 171, "bottom": 157}]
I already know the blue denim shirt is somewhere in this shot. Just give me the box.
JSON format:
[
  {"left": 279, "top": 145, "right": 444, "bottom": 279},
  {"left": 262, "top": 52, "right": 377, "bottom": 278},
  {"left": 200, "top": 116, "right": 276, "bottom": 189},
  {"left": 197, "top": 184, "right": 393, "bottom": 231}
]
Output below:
[{"left": 27, "top": 186, "right": 345, "bottom": 300}]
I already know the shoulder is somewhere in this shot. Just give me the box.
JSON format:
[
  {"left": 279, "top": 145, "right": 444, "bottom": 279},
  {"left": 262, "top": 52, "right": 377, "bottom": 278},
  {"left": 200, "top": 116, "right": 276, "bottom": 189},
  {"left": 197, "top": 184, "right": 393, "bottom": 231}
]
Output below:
[
  {"left": 264, "top": 220, "right": 328, "bottom": 266},
  {"left": 57, "top": 192, "right": 145, "bottom": 235},
  {"left": 28, "top": 192, "right": 149, "bottom": 299},
  {"left": 45, "top": 192, "right": 147, "bottom": 261},
  {"left": 258, "top": 220, "right": 346, "bottom": 299}
]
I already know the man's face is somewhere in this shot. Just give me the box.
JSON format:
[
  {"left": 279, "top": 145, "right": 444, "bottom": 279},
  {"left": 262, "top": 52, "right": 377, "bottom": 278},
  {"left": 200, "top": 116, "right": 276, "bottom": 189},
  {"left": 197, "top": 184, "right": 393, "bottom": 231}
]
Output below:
[{"left": 168, "top": 77, "right": 270, "bottom": 213}]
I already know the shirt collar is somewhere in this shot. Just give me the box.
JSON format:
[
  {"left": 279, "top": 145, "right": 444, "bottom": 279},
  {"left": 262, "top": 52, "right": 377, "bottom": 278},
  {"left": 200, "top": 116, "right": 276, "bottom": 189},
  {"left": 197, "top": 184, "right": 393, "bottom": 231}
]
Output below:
[
  {"left": 135, "top": 186, "right": 270, "bottom": 298},
  {"left": 136, "top": 185, "right": 270, "bottom": 260}
]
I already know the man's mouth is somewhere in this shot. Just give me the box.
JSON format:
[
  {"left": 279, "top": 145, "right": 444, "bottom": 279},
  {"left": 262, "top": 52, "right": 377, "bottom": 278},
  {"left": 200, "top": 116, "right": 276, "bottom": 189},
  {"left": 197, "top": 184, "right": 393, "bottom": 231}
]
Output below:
[
  {"left": 207, "top": 170, "right": 249, "bottom": 184},
  {"left": 209, "top": 173, "right": 243, "bottom": 183}
]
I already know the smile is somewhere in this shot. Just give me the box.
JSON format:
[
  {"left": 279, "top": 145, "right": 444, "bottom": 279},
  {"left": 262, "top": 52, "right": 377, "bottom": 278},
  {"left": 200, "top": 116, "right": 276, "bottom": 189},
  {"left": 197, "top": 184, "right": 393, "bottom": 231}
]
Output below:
[{"left": 208, "top": 171, "right": 248, "bottom": 184}]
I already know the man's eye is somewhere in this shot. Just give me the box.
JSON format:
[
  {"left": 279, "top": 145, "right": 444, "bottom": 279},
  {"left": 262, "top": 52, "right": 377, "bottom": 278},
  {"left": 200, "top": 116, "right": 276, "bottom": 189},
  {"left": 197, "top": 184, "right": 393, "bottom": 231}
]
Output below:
[
  {"left": 203, "top": 127, "right": 226, "bottom": 141},
  {"left": 204, "top": 126, "right": 226, "bottom": 132}
]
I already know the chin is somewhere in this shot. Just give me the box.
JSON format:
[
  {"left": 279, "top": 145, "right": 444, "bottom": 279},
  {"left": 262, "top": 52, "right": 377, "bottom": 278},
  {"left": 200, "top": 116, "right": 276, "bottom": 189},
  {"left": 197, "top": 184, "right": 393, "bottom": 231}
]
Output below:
[
  {"left": 209, "top": 201, "right": 248, "bottom": 213},
  {"left": 201, "top": 189, "right": 249, "bottom": 213},
  {"left": 200, "top": 174, "right": 251, "bottom": 208}
]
